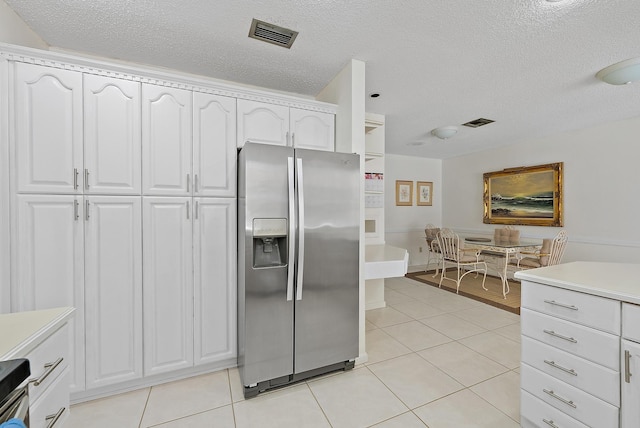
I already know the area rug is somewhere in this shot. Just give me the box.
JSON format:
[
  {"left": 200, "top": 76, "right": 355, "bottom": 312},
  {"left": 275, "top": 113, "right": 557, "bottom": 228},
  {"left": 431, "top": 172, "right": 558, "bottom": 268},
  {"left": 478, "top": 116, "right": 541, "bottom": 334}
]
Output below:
[{"left": 405, "top": 270, "right": 521, "bottom": 315}]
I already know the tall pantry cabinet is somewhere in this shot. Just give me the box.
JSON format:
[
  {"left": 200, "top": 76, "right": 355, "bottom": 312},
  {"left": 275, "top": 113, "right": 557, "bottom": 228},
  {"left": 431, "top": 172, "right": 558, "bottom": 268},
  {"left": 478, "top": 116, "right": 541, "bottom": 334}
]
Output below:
[
  {"left": 11, "top": 62, "right": 143, "bottom": 393},
  {"left": 8, "top": 58, "right": 237, "bottom": 399}
]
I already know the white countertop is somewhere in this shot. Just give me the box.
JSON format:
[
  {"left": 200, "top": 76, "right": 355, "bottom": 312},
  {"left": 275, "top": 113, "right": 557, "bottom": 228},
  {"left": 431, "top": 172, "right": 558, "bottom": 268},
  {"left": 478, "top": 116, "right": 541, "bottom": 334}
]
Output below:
[
  {"left": 515, "top": 262, "right": 640, "bottom": 304},
  {"left": 364, "top": 244, "right": 409, "bottom": 280},
  {"left": 0, "top": 307, "right": 75, "bottom": 360}
]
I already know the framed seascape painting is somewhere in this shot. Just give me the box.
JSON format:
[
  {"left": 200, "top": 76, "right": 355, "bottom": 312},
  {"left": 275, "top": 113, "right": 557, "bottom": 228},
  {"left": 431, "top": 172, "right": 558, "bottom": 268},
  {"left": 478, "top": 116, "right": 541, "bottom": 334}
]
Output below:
[
  {"left": 417, "top": 181, "right": 433, "bottom": 206},
  {"left": 395, "top": 180, "right": 413, "bottom": 206},
  {"left": 483, "top": 162, "right": 563, "bottom": 226}
]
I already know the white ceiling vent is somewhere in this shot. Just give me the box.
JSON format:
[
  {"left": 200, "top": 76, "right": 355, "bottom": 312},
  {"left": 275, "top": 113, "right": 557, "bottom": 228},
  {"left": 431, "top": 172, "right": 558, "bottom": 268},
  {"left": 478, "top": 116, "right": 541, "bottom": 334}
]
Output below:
[{"left": 249, "top": 19, "right": 298, "bottom": 49}]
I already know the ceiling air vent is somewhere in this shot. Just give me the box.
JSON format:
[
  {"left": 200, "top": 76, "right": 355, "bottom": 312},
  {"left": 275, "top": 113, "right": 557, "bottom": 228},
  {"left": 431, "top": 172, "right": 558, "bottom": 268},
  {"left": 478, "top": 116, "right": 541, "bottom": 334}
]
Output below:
[
  {"left": 249, "top": 19, "right": 298, "bottom": 49},
  {"left": 462, "top": 118, "right": 495, "bottom": 128}
]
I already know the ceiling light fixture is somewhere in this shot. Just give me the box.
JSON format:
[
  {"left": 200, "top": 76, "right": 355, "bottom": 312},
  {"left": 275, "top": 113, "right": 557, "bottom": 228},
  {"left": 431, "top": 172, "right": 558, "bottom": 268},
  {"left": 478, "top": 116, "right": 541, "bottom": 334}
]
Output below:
[
  {"left": 596, "top": 58, "right": 640, "bottom": 85},
  {"left": 431, "top": 126, "right": 458, "bottom": 140}
]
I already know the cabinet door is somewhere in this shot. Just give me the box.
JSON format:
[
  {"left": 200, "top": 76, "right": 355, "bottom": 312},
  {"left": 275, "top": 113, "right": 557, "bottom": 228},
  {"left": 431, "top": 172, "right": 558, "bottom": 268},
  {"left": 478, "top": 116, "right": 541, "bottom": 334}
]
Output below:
[
  {"left": 236, "top": 99, "right": 289, "bottom": 148},
  {"left": 142, "top": 85, "right": 192, "bottom": 195},
  {"left": 13, "top": 194, "right": 85, "bottom": 392},
  {"left": 13, "top": 63, "right": 83, "bottom": 194},
  {"left": 622, "top": 339, "right": 640, "bottom": 427},
  {"left": 143, "top": 197, "right": 193, "bottom": 375},
  {"left": 84, "top": 196, "right": 142, "bottom": 389},
  {"left": 84, "top": 75, "right": 141, "bottom": 194},
  {"left": 193, "top": 93, "right": 236, "bottom": 197},
  {"left": 193, "top": 198, "right": 236, "bottom": 365},
  {"left": 290, "top": 108, "right": 335, "bottom": 152}
]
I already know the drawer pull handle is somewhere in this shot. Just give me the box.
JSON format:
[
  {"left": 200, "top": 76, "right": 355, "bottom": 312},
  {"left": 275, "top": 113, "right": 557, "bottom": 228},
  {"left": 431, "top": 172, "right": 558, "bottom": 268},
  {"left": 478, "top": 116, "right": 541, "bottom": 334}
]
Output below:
[
  {"left": 30, "top": 357, "right": 63, "bottom": 386},
  {"left": 544, "top": 359, "right": 578, "bottom": 376},
  {"left": 625, "top": 350, "right": 632, "bottom": 383},
  {"left": 543, "top": 299, "right": 578, "bottom": 310},
  {"left": 543, "top": 388, "right": 577, "bottom": 408},
  {"left": 543, "top": 329, "right": 577, "bottom": 343},
  {"left": 543, "top": 419, "right": 559, "bottom": 428},
  {"left": 45, "top": 407, "right": 66, "bottom": 428}
]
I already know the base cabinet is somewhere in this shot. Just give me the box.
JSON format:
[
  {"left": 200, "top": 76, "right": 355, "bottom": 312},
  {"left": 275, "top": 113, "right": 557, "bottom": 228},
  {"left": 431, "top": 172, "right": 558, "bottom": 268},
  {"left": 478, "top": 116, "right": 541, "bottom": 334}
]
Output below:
[{"left": 521, "top": 279, "right": 640, "bottom": 428}]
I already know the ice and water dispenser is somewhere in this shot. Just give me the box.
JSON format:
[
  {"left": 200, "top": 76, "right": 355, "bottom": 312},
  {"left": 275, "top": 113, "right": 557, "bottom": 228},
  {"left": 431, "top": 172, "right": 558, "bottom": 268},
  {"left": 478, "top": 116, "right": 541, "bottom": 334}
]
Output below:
[{"left": 252, "top": 218, "right": 288, "bottom": 268}]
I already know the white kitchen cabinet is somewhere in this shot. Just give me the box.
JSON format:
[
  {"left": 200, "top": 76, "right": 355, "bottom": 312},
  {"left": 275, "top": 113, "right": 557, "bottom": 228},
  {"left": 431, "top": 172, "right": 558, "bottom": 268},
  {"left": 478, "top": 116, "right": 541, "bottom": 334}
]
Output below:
[
  {"left": 193, "top": 92, "right": 236, "bottom": 197},
  {"left": 0, "top": 308, "right": 74, "bottom": 428},
  {"left": 142, "top": 84, "right": 192, "bottom": 196},
  {"left": 13, "top": 62, "right": 83, "bottom": 194},
  {"left": 237, "top": 99, "right": 289, "bottom": 147},
  {"left": 84, "top": 75, "right": 141, "bottom": 195},
  {"left": 84, "top": 196, "right": 142, "bottom": 389},
  {"left": 622, "top": 339, "right": 640, "bottom": 427},
  {"left": 237, "top": 99, "right": 334, "bottom": 151},
  {"left": 290, "top": 107, "right": 335, "bottom": 151},
  {"left": 193, "top": 198, "right": 237, "bottom": 365},
  {"left": 12, "top": 194, "right": 85, "bottom": 393},
  {"left": 143, "top": 197, "right": 194, "bottom": 375}
]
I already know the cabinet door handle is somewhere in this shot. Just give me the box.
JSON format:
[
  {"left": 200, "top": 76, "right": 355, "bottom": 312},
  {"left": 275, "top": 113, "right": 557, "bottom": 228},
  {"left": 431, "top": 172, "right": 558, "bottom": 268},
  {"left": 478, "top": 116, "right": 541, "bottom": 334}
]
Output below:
[
  {"left": 544, "top": 359, "right": 577, "bottom": 376},
  {"left": 74, "top": 200, "right": 79, "bottom": 221},
  {"left": 30, "top": 357, "right": 63, "bottom": 386},
  {"left": 195, "top": 201, "right": 199, "bottom": 220},
  {"left": 291, "top": 132, "right": 295, "bottom": 147},
  {"left": 543, "top": 329, "right": 577, "bottom": 343},
  {"left": 45, "top": 407, "right": 66, "bottom": 428},
  {"left": 625, "top": 349, "right": 632, "bottom": 383},
  {"left": 84, "top": 168, "right": 90, "bottom": 189},
  {"left": 85, "top": 200, "right": 90, "bottom": 221},
  {"left": 543, "top": 388, "right": 577, "bottom": 408},
  {"left": 73, "top": 168, "right": 79, "bottom": 190},
  {"left": 542, "top": 419, "right": 560, "bottom": 428},
  {"left": 186, "top": 201, "right": 190, "bottom": 220},
  {"left": 187, "top": 174, "right": 191, "bottom": 193},
  {"left": 194, "top": 174, "right": 199, "bottom": 193},
  {"left": 544, "top": 299, "right": 578, "bottom": 311}
]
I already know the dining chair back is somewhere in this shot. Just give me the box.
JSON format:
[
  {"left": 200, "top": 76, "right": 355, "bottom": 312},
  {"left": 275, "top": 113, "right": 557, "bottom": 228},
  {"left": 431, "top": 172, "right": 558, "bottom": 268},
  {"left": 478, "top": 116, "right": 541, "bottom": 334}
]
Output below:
[{"left": 437, "top": 228, "right": 488, "bottom": 294}]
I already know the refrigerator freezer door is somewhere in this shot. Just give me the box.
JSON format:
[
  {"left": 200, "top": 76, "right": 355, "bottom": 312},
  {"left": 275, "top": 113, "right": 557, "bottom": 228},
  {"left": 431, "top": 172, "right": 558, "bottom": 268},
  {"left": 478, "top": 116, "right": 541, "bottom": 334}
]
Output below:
[
  {"left": 293, "top": 149, "right": 360, "bottom": 374},
  {"left": 238, "top": 143, "right": 295, "bottom": 386}
]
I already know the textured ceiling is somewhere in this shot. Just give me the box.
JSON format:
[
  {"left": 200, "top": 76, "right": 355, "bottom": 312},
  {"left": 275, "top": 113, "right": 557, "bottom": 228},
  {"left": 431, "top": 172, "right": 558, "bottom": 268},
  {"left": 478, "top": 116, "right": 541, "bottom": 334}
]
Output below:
[{"left": 5, "top": 0, "right": 640, "bottom": 158}]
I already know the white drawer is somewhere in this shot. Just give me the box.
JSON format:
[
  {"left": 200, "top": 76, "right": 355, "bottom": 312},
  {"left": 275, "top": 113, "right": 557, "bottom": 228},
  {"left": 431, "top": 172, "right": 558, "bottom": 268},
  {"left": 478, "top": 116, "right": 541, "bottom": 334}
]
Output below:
[
  {"left": 29, "top": 367, "right": 70, "bottom": 428},
  {"left": 521, "top": 389, "right": 590, "bottom": 428},
  {"left": 25, "top": 324, "right": 69, "bottom": 403},
  {"left": 521, "top": 364, "right": 619, "bottom": 428},
  {"left": 522, "top": 281, "right": 620, "bottom": 334},
  {"left": 522, "top": 336, "right": 619, "bottom": 406},
  {"left": 522, "top": 308, "right": 620, "bottom": 370},
  {"left": 622, "top": 303, "right": 640, "bottom": 343}
]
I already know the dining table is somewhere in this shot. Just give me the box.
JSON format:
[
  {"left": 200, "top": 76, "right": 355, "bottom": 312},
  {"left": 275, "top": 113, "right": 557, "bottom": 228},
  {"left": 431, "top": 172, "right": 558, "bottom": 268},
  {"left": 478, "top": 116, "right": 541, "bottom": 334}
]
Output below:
[{"left": 460, "top": 235, "right": 543, "bottom": 298}]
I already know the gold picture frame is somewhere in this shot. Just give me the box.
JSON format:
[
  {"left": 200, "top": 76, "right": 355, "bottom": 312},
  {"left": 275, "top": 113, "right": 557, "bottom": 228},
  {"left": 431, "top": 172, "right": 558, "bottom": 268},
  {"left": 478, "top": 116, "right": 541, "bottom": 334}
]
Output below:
[
  {"left": 483, "top": 162, "right": 563, "bottom": 226},
  {"left": 416, "top": 181, "right": 433, "bottom": 206},
  {"left": 395, "top": 180, "right": 413, "bottom": 206}
]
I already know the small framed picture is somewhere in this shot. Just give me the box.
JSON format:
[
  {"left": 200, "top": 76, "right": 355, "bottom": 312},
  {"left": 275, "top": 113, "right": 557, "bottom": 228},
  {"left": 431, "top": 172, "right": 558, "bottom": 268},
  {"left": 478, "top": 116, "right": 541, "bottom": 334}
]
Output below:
[
  {"left": 395, "top": 180, "right": 413, "bottom": 206},
  {"left": 417, "top": 181, "right": 433, "bottom": 206}
]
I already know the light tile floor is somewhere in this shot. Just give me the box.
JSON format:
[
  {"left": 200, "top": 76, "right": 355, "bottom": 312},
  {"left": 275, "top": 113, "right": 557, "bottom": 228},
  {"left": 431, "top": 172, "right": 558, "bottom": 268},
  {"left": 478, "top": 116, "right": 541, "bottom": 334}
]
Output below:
[{"left": 67, "top": 276, "right": 521, "bottom": 428}]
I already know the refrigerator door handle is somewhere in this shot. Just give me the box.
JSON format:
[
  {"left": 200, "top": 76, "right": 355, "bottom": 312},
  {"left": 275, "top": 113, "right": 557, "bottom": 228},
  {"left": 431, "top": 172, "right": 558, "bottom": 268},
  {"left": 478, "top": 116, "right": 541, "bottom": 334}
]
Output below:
[
  {"left": 286, "top": 156, "right": 296, "bottom": 301},
  {"left": 296, "top": 157, "right": 305, "bottom": 301}
]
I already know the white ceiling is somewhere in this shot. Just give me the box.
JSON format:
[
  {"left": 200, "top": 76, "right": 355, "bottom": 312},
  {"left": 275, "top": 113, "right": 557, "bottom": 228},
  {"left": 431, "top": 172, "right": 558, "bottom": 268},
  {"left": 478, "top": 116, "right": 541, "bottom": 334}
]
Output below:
[{"left": 5, "top": 0, "right": 640, "bottom": 159}]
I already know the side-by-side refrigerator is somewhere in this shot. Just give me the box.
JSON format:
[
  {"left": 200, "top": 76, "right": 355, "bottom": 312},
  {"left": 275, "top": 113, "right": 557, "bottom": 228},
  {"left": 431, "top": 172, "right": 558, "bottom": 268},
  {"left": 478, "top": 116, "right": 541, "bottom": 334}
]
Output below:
[{"left": 237, "top": 142, "right": 359, "bottom": 398}]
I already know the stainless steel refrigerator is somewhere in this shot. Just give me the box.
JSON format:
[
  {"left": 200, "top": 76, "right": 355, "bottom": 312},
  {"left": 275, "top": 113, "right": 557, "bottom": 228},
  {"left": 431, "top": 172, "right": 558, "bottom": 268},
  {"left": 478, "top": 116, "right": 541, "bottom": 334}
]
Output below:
[{"left": 237, "top": 142, "right": 360, "bottom": 398}]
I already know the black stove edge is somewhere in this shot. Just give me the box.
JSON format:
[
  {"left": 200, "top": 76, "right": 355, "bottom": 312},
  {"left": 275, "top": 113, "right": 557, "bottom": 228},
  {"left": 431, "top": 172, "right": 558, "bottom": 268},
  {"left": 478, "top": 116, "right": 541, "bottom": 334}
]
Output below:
[{"left": 0, "top": 359, "right": 30, "bottom": 402}]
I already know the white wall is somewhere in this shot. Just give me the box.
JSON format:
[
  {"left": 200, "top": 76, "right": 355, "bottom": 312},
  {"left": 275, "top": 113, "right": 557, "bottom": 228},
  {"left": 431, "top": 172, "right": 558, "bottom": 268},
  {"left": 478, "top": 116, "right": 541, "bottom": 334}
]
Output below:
[
  {"left": 442, "top": 115, "right": 640, "bottom": 264},
  {"left": 0, "top": 0, "right": 47, "bottom": 49},
  {"left": 385, "top": 154, "right": 442, "bottom": 267}
]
